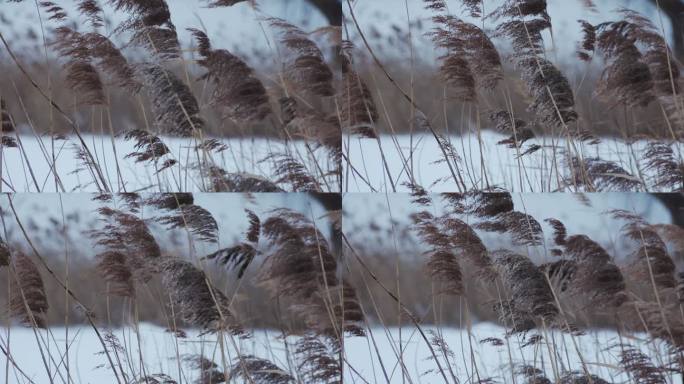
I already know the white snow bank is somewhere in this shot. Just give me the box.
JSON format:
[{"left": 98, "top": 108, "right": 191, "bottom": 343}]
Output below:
[
  {"left": 1, "top": 323, "right": 678, "bottom": 383},
  {"left": 2, "top": 134, "right": 336, "bottom": 192},
  {"left": 344, "top": 132, "right": 683, "bottom": 193}
]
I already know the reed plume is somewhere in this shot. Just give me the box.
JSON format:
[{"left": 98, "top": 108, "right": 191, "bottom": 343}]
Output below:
[
  {"left": 139, "top": 64, "right": 205, "bottom": 137},
  {"left": 427, "top": 14, "right": 503, "bottom": 99},
  {"left": 52, "top": 28, "right": 106, "bottom": 106},
  {"left": 474, "top": 210, "right": 544, "bottom": 246},
  {"left": 260, "top": 209, "right": 364, "bottom": 338},
  {"left": 618, "top": 345, "right": 667, "bottom": 384},
  {"left": 145, "top": 192, "right": 195, "bottom": 210},
  {"left": 90, "top": 202, "right": 161, "bottom": 283},
  {"left": 294, "top": 334, "right": 341, "bottom": 384},
  {"left": 260, "top": 209, "right": 338, "bottom": 299},
  {"left": 444, "top": 189, "right": 514, "bottom": 218},
  {"left": 493, "top": 250, "right": 558, "bottom": 323},
  {"left": 206, "top": 0, "right": 249, "bottom": 6},
  {"left": 154, "top": 200, "right": 219, "bottom": 243},
  {"left": 109, "top": 0, "right": 180, "bottom": 60},
  {"left": 441, "top": 216, "right": 497, "bottom": 281},
  {"left": 610, "top": 209, "right": 676, "bottom": 290},
  {"left": 544, "top": 218, "right": 567, "bottom": 246},
  {"left": 411, "top": 210, "right": 464, "bottom": 295},
  {"left": 269, "top": 153, "right": 321, "bottom": 192},
  {"left": 204, "top": 166, "right": 285, "bottom": 193},
  {"left": 161, "top": 258, "right": 242, "bottom": 334},
  {"left": 95, "top": 250, "right": 135, "bottom": 297},
  {"left": 644, "top": 142, "right": 684, "bottom": 191},
  {"left": 568, "top": 156, "right": 642, "bottom": 191},
  {"left": 268, "top": 18, "right": 334, "bottom": 97},
  {"left": 584, "top": 9, "right": 680, "bottom": 108},
  {"left": 519, "top": 57, "right": 578, "bottom": 128},
  {"left": 53, "top": 28, "right": 141, "bottom": 92},
  {"left": 340, "top": 41, "right": 379, "bottom": 138},
  {"left": 577, "top": 20, "right": 596, "bottom": 62},
  {"left": 1, "top": 99, "right": 14, "bottom": 133},
  {"left": 183, "top": 355, "right": 225, "bottom": 384},
  {"left": 39, "top": 1, "right": 67, "bottom": 21},
  {"left": 189, "top": 28, "right": 272, "bottom": 123},
  {"left": 206, "top": 209, "right": 260, "bottom": 278},
  {"left": 123, "top": 129, "right": 172, "bottom": 163},
  {"left": 491, "top": 1, "right": 577, "bottom": 128},
  {"left": 564, "top": 234, "right": 627, "bottom": 307},
  {"left": 280, "top": 97, "right": 342, "bottom": 161},
  {"left": 10, "top": 253, "right": 49, "bottom": 328},
  {"left": 0, "top": 237, "right": 9, "bottom": 266},
  {"left": 77, "top": 0, "right": 103, "bottom": 28},
  {"left": 229, "top": 355, "right": 294, "bottom": 384}
]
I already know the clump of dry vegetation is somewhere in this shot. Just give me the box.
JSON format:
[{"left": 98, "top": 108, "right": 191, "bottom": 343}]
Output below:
[
  {"left": 343, "top": 0, "right": 684, "bottom": 193},
  {"left": 0, "top": 0, "right": 341, "bottom": 192}
]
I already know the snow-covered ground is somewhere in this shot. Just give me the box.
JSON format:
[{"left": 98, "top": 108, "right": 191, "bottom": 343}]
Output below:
[
  {"left": 344, "top": 132, "right": 683, "bottom": 193},
  {"left": 1, "top": 323, "right": 678, "bottom": 383},
  {"left": 1, "top": 134, "right": 336, "bottom": 192}
]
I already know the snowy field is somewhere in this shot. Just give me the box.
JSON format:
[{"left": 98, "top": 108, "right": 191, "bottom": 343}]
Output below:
[
  {"left": 344, "top": 133, "right": 683, "bottom": 193},
  {"left": 1, "top": 134, "right": 335, "bottom": 193},
  {"left": 1, "top": 323, "right": 678, "bottom": 383}
]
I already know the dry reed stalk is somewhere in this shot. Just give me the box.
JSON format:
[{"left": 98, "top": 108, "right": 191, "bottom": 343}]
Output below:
[{"left": 9, "top": 252, "right": 49, "bottom": 328}]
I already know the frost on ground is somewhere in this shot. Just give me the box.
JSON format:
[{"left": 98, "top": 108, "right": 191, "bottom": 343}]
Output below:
[
  {"left": 1, "top": 323, "right": 678, "bottom": 383},
  {"left": 1, "top": 134, "right": 336, "bottom": 192},
  {"left": 344, "top": 133, "right": 684, "bottom": 193}
]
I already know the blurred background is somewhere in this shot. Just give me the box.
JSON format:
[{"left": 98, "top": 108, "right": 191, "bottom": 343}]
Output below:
[
  {"left": 0, "top": 0, "right": 341, "bottom": 137},
  {"left": 0, "top": 193, "right": 338, "bottom": 328},
  {"left": 344, "top": 0, "right": 684, "bottom": 137},
  {"left": 342, "top": 192, "right": 684, "bottom": 326}
]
